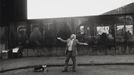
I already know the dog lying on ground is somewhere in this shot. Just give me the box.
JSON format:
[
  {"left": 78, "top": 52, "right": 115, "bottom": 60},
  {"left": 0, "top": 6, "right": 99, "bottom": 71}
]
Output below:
[{"left": 34, "top": 64, "right": 48, "bottom": 72}]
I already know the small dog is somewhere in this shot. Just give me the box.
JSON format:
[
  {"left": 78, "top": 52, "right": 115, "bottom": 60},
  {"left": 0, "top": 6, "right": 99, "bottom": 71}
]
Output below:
[{"left": 34, "top": 64, "right": 48, "bottom": 72}]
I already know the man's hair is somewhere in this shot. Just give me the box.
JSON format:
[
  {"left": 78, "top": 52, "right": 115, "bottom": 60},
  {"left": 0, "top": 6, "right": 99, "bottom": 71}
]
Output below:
[{"left": 71, "top": 34, "right": 76, "bottom": 39}]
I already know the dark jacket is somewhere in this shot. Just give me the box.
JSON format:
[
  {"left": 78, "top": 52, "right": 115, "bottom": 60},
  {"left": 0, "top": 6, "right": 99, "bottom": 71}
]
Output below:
[{"left": 60, "top": 38, "right": 84, "bottom": 56}]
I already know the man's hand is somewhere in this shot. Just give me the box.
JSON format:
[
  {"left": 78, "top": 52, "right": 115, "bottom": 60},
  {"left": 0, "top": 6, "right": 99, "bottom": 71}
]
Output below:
[
  {"left": 57, "top": 37, "right": 61, "bottom": 40},
  {"left": 57, "top": 37, "right": 67, "bottom": 43},
  {"left": 83, "top": 43, "right": 88, "bottom": 45}
]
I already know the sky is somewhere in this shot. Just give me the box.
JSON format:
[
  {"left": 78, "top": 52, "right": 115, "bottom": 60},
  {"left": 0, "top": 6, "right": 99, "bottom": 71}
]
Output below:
[{"left": 27, "top": 0, "right": 134, "bottom": 19}]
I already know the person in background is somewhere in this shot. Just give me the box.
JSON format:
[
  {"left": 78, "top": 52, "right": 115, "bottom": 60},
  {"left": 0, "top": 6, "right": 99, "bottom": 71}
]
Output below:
[
  {"left": 98, "top": 33, "right": 109, "bottom": 54},
  {"left": 30, "top": 26, "right": 42, "bottom": 56},
  {"left": 17, "top": 26, "right": 28, "bottom": 57},
  {"left": 57, "top": 34, "right": 88, "bottom": 72}
]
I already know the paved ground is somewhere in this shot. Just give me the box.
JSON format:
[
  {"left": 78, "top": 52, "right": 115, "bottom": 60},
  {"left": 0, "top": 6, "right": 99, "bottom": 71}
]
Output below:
[
  {"left": 2, "top": 65, "right": 134, "bottom": 75},
  {"left": 1, "top": 55, "right": 134, "bottom": 72}
]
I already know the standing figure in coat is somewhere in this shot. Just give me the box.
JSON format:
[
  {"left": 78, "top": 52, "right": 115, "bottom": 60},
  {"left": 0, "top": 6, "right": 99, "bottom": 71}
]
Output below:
[{"left": 57, "top": 34, "right": 88, "bottom": 72}]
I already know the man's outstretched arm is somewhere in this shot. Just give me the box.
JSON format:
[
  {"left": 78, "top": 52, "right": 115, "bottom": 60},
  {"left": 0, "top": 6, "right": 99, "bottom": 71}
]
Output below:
[
  {"left": 57, "top": 37, "right": 67, "bottom": 43},
  {"left": 76, "top": 39, "right": 88, "bottom": 45}
]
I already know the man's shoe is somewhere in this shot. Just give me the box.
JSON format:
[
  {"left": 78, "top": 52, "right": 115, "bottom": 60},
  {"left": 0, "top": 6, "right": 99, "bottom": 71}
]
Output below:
[
  {"left": 72, "top": 70, "right": 76, "bottom": 72},
  {"left": 62, "top": 70, "right": 68, "bottom": 72}
]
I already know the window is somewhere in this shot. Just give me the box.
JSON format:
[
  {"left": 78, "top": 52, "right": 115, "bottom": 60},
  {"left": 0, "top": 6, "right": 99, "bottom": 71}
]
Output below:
[
  {"left": 97, "top": 26, "right": 109, "bottom": 35},
  {"left": 126, "top": 25, "right": 133, "bottom": 35},
  {"left": 80, "top": 26, "right": 84, "bottom": 34},
  {"left": 116, "top": 25, "right": 124, "bottom": 36}
]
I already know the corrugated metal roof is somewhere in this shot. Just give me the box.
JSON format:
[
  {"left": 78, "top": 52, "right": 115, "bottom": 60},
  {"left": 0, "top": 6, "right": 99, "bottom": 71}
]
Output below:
[{"left": 103, "top": 3, "right": 134, "bottom": 15}]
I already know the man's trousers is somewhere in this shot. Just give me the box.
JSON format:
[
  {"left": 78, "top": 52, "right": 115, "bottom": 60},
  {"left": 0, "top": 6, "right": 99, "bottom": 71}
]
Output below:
[{"left": 64, "top": 51, "right": 76, "bottom": 70}]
